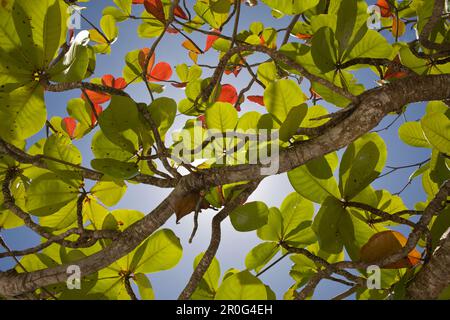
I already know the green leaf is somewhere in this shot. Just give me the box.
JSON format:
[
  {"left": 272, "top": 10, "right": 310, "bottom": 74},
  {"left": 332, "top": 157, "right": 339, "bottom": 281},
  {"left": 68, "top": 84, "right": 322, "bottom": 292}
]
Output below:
[
  {"left": 0, "top": 176, "right": 25, "bottom": 229},
  {"left": 257, "top": 61, "right": 279, "bottom": 87},
  {"left": 91, "top": 130, "right": 134, "bottom": 161},
  {"left": 134, "top": 273, "right": 155, "bottom": 300},
  {"left": 43, "top": 133, "right": 83, "bottom": 176},
  {"left": 336, "top": 0, "right": 357, "bottom": 55},
  {"left": 83, "top": 196, "right": 110, "bottom": 229},
  {"left": 344, "top": 30, "right": 392, "bottom": 61},
  {"left": 205, "top": 102, "right": 238, "bottom": 131},
  {"left": 421, "top": 112, "right": 450, "bottom": 155},
  {"left": 245, "top": 242, "right": 279, "bottom": 272},
  {"left": 261, "top": 0, "right": 320, "bottom": 14},
  {"left": 264, "top": 79, "right": 305, "bottom": 124},
  {"left": 0, "top": 83, "right": 45, "bottom": 143},
  {"left": 398, "top": 122, "right": 431, "bottom": 148},
  {"left": 229, "top": 201, "right": 269, "bottom": 232},
  {"left": 288, "top": 154, "right": 340, "bottom": 204},
  {"left": 311, "top": 27, "right": 337, "bottom": 73},
  {"left": 130, "top": 229, "right": 182, "bottom": 273},
  {"left": 91, "top": 158, "right": 139, "bottom": 180},
  {"left": 312, "top": 197, "right": 346, "bottom": 254},
  {"left": 101, "top": 15, "right": 119, "bottom": 41},
  {"left": 39, "top": 199, "right": 78, "bottom": 230},
  {"left": 280, "top": 192, "right": 314, "bottom": 238},
  {"left": 148, "top": 97, "right": 177, "bottom": 140},
  {"left": 26, "top": 173, "right": 79, "bottom": 216},
  {"left": 339, "top": 133, "right": 387, "bottom": 200},
  {"left": 215, "top": 271, "right": 267, "bottom": 300},
  {"left": 98, "top": 95, "right": 140, "bottom": 154},
  {"left": 91, "top": 179, "right": 127, "bottom": 207},
  {"left": 279, "top": 104, "right": 307, "bottom": 142},
  {"left": 194, "top": 0, "right": 231, "bottom": 30},
  {"left": 113, "top": 0, "right": 132, "bottom": 15},
  {"left": 138, "top": 19, "right": 165, "bottom": 38},
  {"left": 257, "top": 207, "right": 282, "bottom": 242}
]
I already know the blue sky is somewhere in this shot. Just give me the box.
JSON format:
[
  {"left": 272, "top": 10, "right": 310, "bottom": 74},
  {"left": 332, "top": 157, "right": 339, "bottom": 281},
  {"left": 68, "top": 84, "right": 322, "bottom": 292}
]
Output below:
[{"left": 0, "top": 0, "right": 431, "bottom": 299}]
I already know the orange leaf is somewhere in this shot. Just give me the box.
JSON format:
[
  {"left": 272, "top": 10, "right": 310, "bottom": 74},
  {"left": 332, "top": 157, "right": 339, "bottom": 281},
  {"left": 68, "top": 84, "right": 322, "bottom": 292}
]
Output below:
[
  {"left": 174, "top": 5, "right": 188, "bottom": 19},
  {"left": 62, "top": 117, "right": 77, "bottom": 139},
  {"left": 217, "top": 84, "right": 238, "bottom": 104},
  {"left": 188, "top": 51, "right": 198, "bottom": 64},
  {"left": 391, "top": 16, "right": 406, "bottom": 38},
  {"left": 296, "top": 33, "right": 312, "bottom": 40},
  {"left": 149, "top": 62, "right": 172, "bottom": 82},
  {"left": 376, "top": 0, "right": 392, "bottom": 18},
  {"left": 360, "top": 230, "right": 421, "bottom": 269},
  {"left": 247, "top": 95, "right": 265, "bottom": 106},
  {"left": 132, "top": 0, "right": 144, "bottom": 3},
  {"left": 182, "top": 39, "right": 202, "bottom": 54},
  {"left": 144, "top": 0, "right": 165, "bottom": 23},
  {"left": 138, "top": 48, "right": 155, "bottom": 74},
  {"left": 384, "top": 55, "right": 407, "bottom": 81}
]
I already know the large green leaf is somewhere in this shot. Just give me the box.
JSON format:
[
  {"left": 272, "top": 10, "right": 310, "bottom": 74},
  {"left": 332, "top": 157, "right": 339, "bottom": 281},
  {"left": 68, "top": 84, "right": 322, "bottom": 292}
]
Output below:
[
  {"left": 134, "top": 273, "right": 155, "bottom": 300},
  {"left": 312, "top": 197, "right": 346, "bottom": 254},
  {"left": 264, "top": 79, "right": 306, "bottom": 125},
  {"left": 26, "top": 173, "right": 79, "bottom": 216},
  {"left": 91, "top": 158, "right": 139, "bottom": 180},
  {"left": 288, "top": 154, "right": 340, "bottom": 204},
  {"left": 39, "top": 199, "right": 78, "bottom": 230},
  {"left": 261, "top": 0, "right": 319, "bottom": 14},
  {"left": 229, "top": 201, "right": 269, "bottom": 232},
  {"left": 91, "top": 179, "right": 127, "bottom": 207},
  {"left": 257, "top": 207, "right": 282, "bottom": 242},
  {"left": 148, "top": 97, "right": 177, "bottom": 140},
  {"left": 311, "top": 27, "right": 337, "bottom": 73},
  {"left": 279, "top": 104, "right": 307, "bottom": 142},
  {"left": 398, "top": 122, "right": 431, "bottom": 148},
  {"left": 280, "top": 192, "right": 314, "bottom": 237},
  {"left": 205, "top": 102, "right": 238, "bottom": 131},
  {"left": 98, "top": 95, "right": 140, "bottom": 154},
  {"left": 215, "top": 271, "right": 268, "bottom": 300},
  {"left": 130, "top": 229, "right": 182, "bottom": 273},
  {"left": 245, "top": 242, "right": 279, "bottom": 273},
  {"left": 421, "top": 112, "right": 450, "bottom": 155},
  {"left": 0, "top": 176, "right": 26, "bottom": 229},
  {"left": 344, "top": 30, "right": 392, "bottom": 61},
  {"left": 91, "top": 130, "right": 134, "bottom": 161},
  {"left": 194, "top": 0, "right": 231, "bottom": 30},
  {"left": 43, "top": 133, "right": 83, "bottom": 176},
  {"left": 0, "top": 83, "right": 45, "bottom": 143},
  {"left": 339, "top": 133, "right": 387, "bottom": 200}
]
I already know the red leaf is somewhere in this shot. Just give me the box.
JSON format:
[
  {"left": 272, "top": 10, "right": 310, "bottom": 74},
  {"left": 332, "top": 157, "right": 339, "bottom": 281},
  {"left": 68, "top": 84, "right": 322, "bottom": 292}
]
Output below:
[
  {"left": 149, "top": 62, "right": 172, "bottom": 82},
  {"left": 132, "top": 0, "right": 144, "bottom": 3},
  {"left": 384, "top": 55, "right": 407, "bottom": 80},
  {"left": 62, "top": 117, "right": 77, "bottom": 139},
  {"left": 376, "top": 0, "right": 392, "bottom": 17},
  {"left": 217, "top": 84, "right": 238, "bottom": 104},
  {"left": 174, "top": 5, "right": 188, "bottom": 19},
  {"left": 114, "top": 77, "right": 127, "bottom": 90},
  {"left": 205, "top": 30, "right": 220, "bottom": 52},
  {"left": 247, "top": 95, "right": 265, "bottom": 106},
  {"left": 144, "top": 0, "right": 165, "bottom": 23},
  {"left": 138, "top": 48, "right": 155, "bottom": 74},
  {"left": 82, "top": 90, "right": 110, "bottom": 104},
  {"left": 167, "top": 27, "right": 179, "bottom": 34},
  {"left": 90, "top": 104, "right": 103, "bottom": 127},
  {"left": 101, "top": 74, "right": 115, "bottom": 87}
]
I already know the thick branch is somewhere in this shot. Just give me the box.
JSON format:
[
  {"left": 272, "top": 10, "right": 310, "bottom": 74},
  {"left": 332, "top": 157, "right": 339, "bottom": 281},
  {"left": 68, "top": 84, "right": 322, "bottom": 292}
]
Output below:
[{"left": 0, "top": 74, "right": 449, "bottom": 297}]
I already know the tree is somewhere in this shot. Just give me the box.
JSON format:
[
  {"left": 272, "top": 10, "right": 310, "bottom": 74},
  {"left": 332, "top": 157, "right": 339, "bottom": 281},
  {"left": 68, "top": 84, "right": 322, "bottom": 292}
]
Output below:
[{"left": 0, "top": 0, "right": 449, "bottom": 300}]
